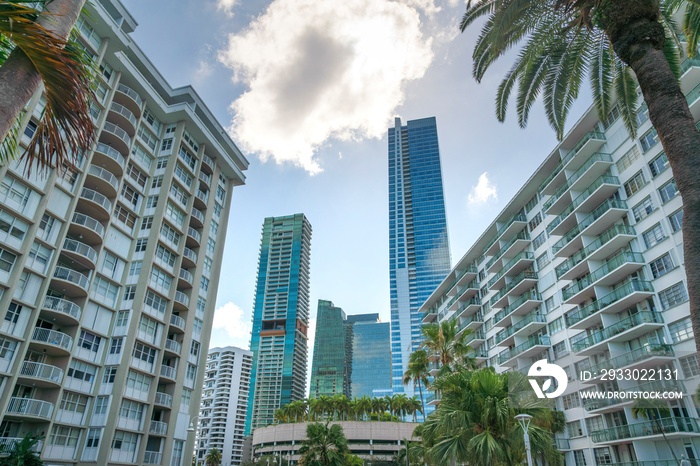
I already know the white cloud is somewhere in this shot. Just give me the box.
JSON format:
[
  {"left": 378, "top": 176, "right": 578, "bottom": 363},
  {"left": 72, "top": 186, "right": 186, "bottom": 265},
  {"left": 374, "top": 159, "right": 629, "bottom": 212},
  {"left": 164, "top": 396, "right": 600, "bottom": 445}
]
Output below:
[
  {"left": 218, "top": 0, "right": 435, "bottom": 174},
  {"left": 216, "top": 0, "right": 237, "bottom": 16},
  {"left": 467, "top": 172, "right": 498, "bottom": 205},
  {"left": 212, "top": 301, "right": 252, "bottom": 348}
]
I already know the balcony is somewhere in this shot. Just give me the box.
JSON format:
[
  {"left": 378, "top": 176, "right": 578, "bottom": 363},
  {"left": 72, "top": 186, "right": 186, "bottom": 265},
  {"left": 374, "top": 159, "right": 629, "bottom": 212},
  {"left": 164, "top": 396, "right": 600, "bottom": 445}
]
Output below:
[
  {"left": 190, "top": 207, "right": 204, "bottom": 228},
  {"left": 149, "top": 420, "right": 168, "bottom": 436},
  {"left": 114, "top": 83, "right": 143, "bottom": 117},
  {"left": 0, "top": 438, "right": 43, "bottom": 455},
  {"left": 544, "top": 153, "right": 614, "bottom": 215},
  {"left": 92, "top": 142, "right": 125, "bottom": 176},
  {"left": 100, "top": 121, "right": 131, "bottom": 156},
  {"left": 583, "top": 379, "right": 685, "bottom": 414},
  {"left": 591, "top": 417, "right": 700, "bottom": 444},
  {"left": 78, "top": 187, "right": 113, "bottom": 221},
  {"left": 448, "top": 281, "right": 479, "bottom": 309},
  {"left": 51, "top": 265, "right": 90, "bottom": 297},
  {"left": 62, "top": 238, "right": 98, "bottom": 270},
  {"left": 555, "top": 224, "right": 636, "bottom": 280},
  {"left": 421, "top": 310, "right": 438, "bottom": 323},
  {"left": 562, "top": 251, "right": 646, "bottom": 305},
  {"left": 494, "top": 289, "right": 542, "bottom": 327},
  {"left": 6, "top": 397, "right": 54, "bottom": 420},
  {"left": 465, "top": 329, "right": 485, "bottom": 347},
  {"left": 488, "top": 251, "right": 535, "bottom": 291},
  {"left": 107, "top": 102, "right": 137, "bottom": 136},
  {"left": 454, "top": 297, "right": 481, "bottom": 319},
  {"left": 483, "top": 213, "right": 528, "bottom": 257},
  {"left": 70, "top": 212, "right": 104, "bottom": 244},
  {"left": 173, "top": 291, "right": 190, "bottom": 311},
  {"left": 449, "top": 265, "right": 479, "bottom": 294},
  {"left": 160, "top": 365, "right": 177, "bottom": 381},
  {"left": 154, "top": 392, "right": 173, "bottom": 408},
  {"left": 495, "top": 313, "right": 546, "bottom": 346},
  {"left": 194, "top": 189, "right": 209, "bottom": 209},
  {"left": 554, "top": 438, "right": 571, "bottom": 450},
  {"left": 178, "top": 269, "right": 194, "bottom": 288},
  {"left": 455, "top": 312, "right": 484, "bottom": 335},
  {"left": 41, "top": 296, "right": 82, "bottom": 325},
  {"left": 562, "top": 131, "right": 607, "bottom": 171},
  {"left": 497, "top": 334, "right": 550, "bottom": 366},
  {"left": 486, "top": 231, "right": 530, "bottom": 274},
  {"left": 186, "top": 227, "right": 201, "bottom": 247},
  {"left": 490, "top": 269, "right": 538, "bottom": 309},
  {"left": 19, "top": 361, "right": 64, "bottom": 387},
  {"left": 143, "top": 451, "right": 163, "bottom": 465},
  {"left": 165, "top": 338, "right": 182, "bottom": 355},
  {"left": 86, "top": 164, "right": 119, "bottom": 198},
  {"left": 201, "top": 154, "right": 214, "bottom": 173},
  {"left": 584, "top": 345, "right": 675, "bottom": 383},
  {"left": 31, "top": 327, "right": 73, "bottom": 355},
  {"left": 571, "top": 311, "right": 664, "bottom": 355},
  {"left": 566, "top": 279, "right": 655, "bottom": 329},
  {"left": 182, "top": 247, "right": 198, "bottom": 267},
  {"left": 170, "top": 314, "right": 186, "bottom": 332}
]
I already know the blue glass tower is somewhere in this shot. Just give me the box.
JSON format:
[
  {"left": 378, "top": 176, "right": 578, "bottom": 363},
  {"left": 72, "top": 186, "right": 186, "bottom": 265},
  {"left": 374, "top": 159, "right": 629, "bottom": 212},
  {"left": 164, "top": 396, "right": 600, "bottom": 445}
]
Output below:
[
  {"left": 346, "top": 314, "right": 392, "bottom": 399},
  {"left": 388, "top": 117, "right": 451, "bottom": 398},
  {"left": 245, "top": 214, "right": 312, "bottom": 435}
]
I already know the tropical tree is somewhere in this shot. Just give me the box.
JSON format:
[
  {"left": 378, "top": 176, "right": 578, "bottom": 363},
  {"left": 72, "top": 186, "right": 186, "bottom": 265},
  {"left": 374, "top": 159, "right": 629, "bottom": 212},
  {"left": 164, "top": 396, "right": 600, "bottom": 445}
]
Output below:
[
  {"left": 297, "top": 422, "right": 351, "bottom": 466},
  {"left": 0, "top": 434, "right": 43, "bottom": 466},
  {"left": 419, "top": 320, "right": 472, "bottom": 379},
  {"left": 0, "top": 0, "right": 95, "bottom": 171},
  {"left": 274, "top": 407, "right": 288, "bottom": 424},
  {"left": 406, "top": 397, "right": 422, "bottom": 423},
  {"left": 356, "top": 396, "right": 373, "bottom": 421},
  {"left": 334, "top": 395, "right": 351, "bottom": 421},
  {"left": 402, "top": 349, "right": 430, "bottom": 417},
  {"left": 632, "top": 399, "right": 680, "bottom": 466},
  {"left": 204, "top": 448, "right": 222, "bottom": 466},
  {"left": 421, "top": 368, "right": 563, "bottom": 466},
  {"left": 459, "top": 0, "right": 700, "bottom": 352}
]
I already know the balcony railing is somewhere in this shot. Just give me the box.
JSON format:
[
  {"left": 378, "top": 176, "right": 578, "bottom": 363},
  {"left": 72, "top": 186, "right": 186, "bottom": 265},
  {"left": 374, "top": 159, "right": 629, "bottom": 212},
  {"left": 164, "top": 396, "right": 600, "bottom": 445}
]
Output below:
[
  {"left": 187, "top": 227, "right": 201, "bottom": 243},
  {"left": 154, "top": 392, "right": 173, "bottom": 408},
  {"left": 554, "top": 199, "right": 628, "bottom": 255},
  {"left": 42, "top": 295, "right": 82, "bottom": 321},
  {"left": 494, "top": 289, "right": 542, "bottom": 324},
  {"left": 160, "top": 365, "right": 177, "bottom": 380},
  {"left": 547, "top": 174, "right": 620, "bottom": 234},
  {"left": 0, "top": 437, "right": 43, "bottom": 454},
  {"left": 32, "top": 327, "right": 73, "bottom": 352},
  {"left": 143, "top": 451, "right": 163, "bottom": 464},
  {"left": 565, "top": 279, "right": 654, "bottom": 327},
  {"left": 80, "top": 187, "right": 112, "bottom": 213},
  {"left": 483, "top": 213, "right": 527, "bottom": 253},
  {"left": 583, "top": 379, "right": 685, "bottom": 412},
  {"left": 485, "top": 231, "right": 530, "bottom": 270},
  {"left": 456, "top": 312, "right": 484, "bottom": 334},
  {"left": 562, "top": 251, "right": 644, "bottom": 301},
  {"left": 555, "top": 223, "right": 635, "bottom": 278},
  {"left": 170, "top": 314, "right": 186, "bottom": 330},
  {"left": 62, "top": 238, "right": 98, "bottom": 264},
  {"left": 498, "top": 335, "right": 550, "bottom": 364},
  {"left": 489, "top": 270, "right": 538, "bottom": 307},
  {"left": 149, "top": 420, "right": 168, "bottom": 435},
  {"left": 102, "top": 121, "right": 131, "bottom": 147},
  {"left": 544, "top": 153, "right": 614, "bottom": 211},
  {"left": 174, "top": 291, "right": 190, "bottom": 307},
  {"left": 6, "top": 397, "right": 54, "bottom": 419},
  {"left": 586, "top": 344, "right": 674, "bottom": 376},
  {"left": 591, "top": 417, "right": 700, "bottom": 443},
  {"left": 562, "top": 131, "right": 606, "bottom": 165},
  {"left": 165, "top": 338, "right": 182, "bottom": 354},
  {"left": 202, "top": 154, "right": 214, "bottom": 169},
  {"left": 191, "top": 208, "right": 204, "bottom": 223},
  {"left": 71, "top": 212, "right": 105, "bottom": 238},
  {"left": 94, "top": 142, "right": 125, "bottom": 166},
  {"left": 117, "top": 83, "right": 143, "bottom": 107},
  {"left": 571, "top": 311, "right": 663, "bottom": 352},
  {"left": 20, "top": 361, "right": 64, "bottom": 384},
  {"left": 87, "top": 165, "right": 119, "bottom": 192},
  {"left": 183, "top": 247, "right": 198, "bottom": 264},
  {"left": 179, "top": 268, "right": 194, "bottom": 284},
  {"left": 109, "top": 102, "right": 137, "bottom": 127},
  {"left": 487, "top": 251, "right": 534, "bottom": 288},
  {"left": 495, "top": 313, "right": 546, "bottom": 344},
  {"left": 52, "top": 265, "right": 90, "bottom": 290}
]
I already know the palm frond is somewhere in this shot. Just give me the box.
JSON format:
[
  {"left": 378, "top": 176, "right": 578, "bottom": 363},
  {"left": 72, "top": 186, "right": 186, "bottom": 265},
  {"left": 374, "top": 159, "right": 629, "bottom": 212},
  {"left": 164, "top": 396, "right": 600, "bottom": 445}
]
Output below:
[
  {"left": 614, "top": 60, "right": 639, "bottom": 138},
  {"left": 460, "top": 0, "right": 498, "bottom": 32},
  {"left": 516, "top": 52, "right": 552, "bottom": 128},
  {"left": 684, "top": 2, "right": 700, "bottom": 57},
  {"left": 589, "top": 31, "right": 615, "bottom": 120}
]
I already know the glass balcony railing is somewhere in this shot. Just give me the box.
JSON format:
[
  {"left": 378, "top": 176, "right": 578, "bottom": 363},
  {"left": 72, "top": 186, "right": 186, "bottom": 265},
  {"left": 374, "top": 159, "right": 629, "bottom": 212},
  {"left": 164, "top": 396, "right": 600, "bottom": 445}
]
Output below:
[
  {"left": 72, "top": 212, "right": 105, "bottom": 238},
  {"left": 565, "top": 279, "right": 654, "bottom": 327},
  {"left": 62, "top": 238, "right": 98, "bottom": 264},
  {"left": 544, "top": 153, "right": 613, "bottom": 211},
  {"left": 179, "top": 269, "right": 194, "bottom": 284},
  {"left": 552, "top": 199, "right": 629, "bottom": 255},
  {"left": 498, "top": 335, "right": 550, "bottom": 364},
  {"left": 94, "top": 142, "right": 125, "bottom": 166},
  {"left": 555, "top": 224, "right": 636, "bottom": 278},
  {"left": 456, "top": 312, "right": 484, "bottom": 334},
  {"left": 174, "top": 291, "right": 190, "bottom": 307},
  {"left": 165, "top": 338, "right": 182, "bottom": 354},
  {"left": 487, "top": 251, "right": 534, "bottom": 288},
  {"left": 109, "top": 102, "right": 138, "bottom": 127},
  {"left": 187, "top": 227, "right": 201, "bottom": 243},
  {"left": 42, "top": 295, "right": 82, "bottom": 321},
  {"left": 489, "top": 270, "right": 538, "bottom": 307},
  {"left": 6, "top": 397, "right": 54, "bottom": 419},
  {"left": 483, "top": 213, "right": 528, "bottom": 253},
  {"left": 154, "top": 392, "right": 173, "bottom": 408},
  {"left": 160, "top": 365, "right": 177, "bottom": 380},
  {"left": 562, "top": 131, "right": 606, "bottom": 166},
  {"left": 571, "top": 311, "right": 663, "bottom": 352},
  {"left": 681, "top": 56, "right": 700, "bottom": 75},
  {"left": 80, "top": 187, "right": 112, "bottom": 213},
  {"left": 591, "top": 417, "right": 700, "bottom": 443},
  {"left": 170, "top": 314, "right": 186, "bottom": 330},
  {"left": 686, "top": 81, "right": 700, "bottom": 106},
  {"left": 485, "top": 231, "right": 530, "bottom": 270},
  {"left": 465, "top": 329, "right": 485, "bottom": 344},
  {"left": 562, "top": 251, "right": 644, "bottom": 301},
  {"left": 20, "top": 361, "right": 64, "bottom": 384},
  {"left": 183, "top": 247, "right": 198, "bottom": 264},
  {"left": 117, "top": 83, "right": 143, "bottom": 107},
  {"left": 102, "top": 121, "right": 131, "bottom": 147},
  {"left": 586, "top": 344, "right": 674, "bottom": 376},
  {"left": 583, "top": 379, "right": 684, "bottom": 412},
  {"left": 87, "top": 165, "right": 119, "bottom": 192},
  {"left": 539, "top": 160, "right": 564, "bottom": 192},
  {"left": 547, "top": 174, "right": 619, "bottom": 234},
  {"left": 495, "top": 312, "right": 546, "bottom": 344},
  {"left": 494, "top": 289, "right": 542, "bottom": 324},
  {"left": 52, "top": 266, "right": 90, "bottom": 291}
]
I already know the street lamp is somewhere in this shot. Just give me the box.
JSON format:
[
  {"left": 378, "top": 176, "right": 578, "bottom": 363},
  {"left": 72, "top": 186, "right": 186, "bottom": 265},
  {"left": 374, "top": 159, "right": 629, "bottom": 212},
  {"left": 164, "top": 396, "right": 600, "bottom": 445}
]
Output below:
[{"left": 515, "top": 414, "right": 534, "bottom": 466}]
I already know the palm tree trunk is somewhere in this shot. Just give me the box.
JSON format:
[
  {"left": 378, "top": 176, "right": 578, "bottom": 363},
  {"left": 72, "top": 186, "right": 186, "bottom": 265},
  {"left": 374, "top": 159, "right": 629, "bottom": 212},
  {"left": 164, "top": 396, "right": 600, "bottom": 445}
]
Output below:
[
  {"left": 0, "top": 0, "right": 86, "bottom": 143},
  {"left": 653, "top": 417, "right": 681, "bottom": 466},
  {"left": 417, "top": 382, "right": 425, "bottom": 421},
  {"left": 601, "top": 0, "right": 700, "bottom": 355}
]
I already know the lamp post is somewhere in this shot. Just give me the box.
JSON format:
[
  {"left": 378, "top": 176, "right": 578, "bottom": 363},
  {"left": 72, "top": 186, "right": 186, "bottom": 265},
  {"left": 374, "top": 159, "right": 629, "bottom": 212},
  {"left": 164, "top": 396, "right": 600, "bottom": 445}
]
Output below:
[{"left": 515, "top": 414, "right": 534, "bottom": 466}]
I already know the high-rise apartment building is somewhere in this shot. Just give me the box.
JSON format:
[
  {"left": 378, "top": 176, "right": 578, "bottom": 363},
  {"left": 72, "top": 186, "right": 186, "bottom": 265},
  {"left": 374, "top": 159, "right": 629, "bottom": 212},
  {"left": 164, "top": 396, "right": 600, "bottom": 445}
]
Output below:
[
  {"left": 421, "top": 62, "right": 700, "bottom": 464},
  {"left": 346, "top": 314, "right": 392, "bottom": 399},
  {"left": 310, "top": 300, "right": 351, "bottom": 398},
  {"left": 0, "top": 1, "right": 248, "bottom": 465},
  {"left": 196, "top": 346, "right": 253, "bottom": 466},
  {"left": 245, "top": 214, "right": 311, "bottom": 435},
  {"left": 388, "top": 117, "right": 451, "bottom": 396}
]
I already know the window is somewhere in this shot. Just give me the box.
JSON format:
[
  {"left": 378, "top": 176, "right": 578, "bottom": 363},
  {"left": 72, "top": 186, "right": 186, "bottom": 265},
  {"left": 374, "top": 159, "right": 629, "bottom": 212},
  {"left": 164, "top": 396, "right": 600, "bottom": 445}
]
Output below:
[
  {"left": 160, "top": 224, "right": 181, "bottom": 247},
  {"left": 85, "top": 428, "right": 101, "bottom": 449},
  {"left": 650, "top": 253, "right": 674, "bottom": 278},
  {"left": 156, "top": 156, "right": 169, "bottom": 169},
  {"left": 165, "top": 202, "right": 185, "bottom": 227},
  {"left": 669, "top": 317, "right": 693, "bottom": 343},
  {"left": 169, "top": 185, "right": 189, "bottom": 207},
  {"left": 138, "top": 315, "right": 158, "bottom": 337},
  {"left": 178, "top": 145, "right": 197, "bottom": 171},
  {"left": 529, "top": 212, "right": 542, "bottom": 231},
  {"left": 574, "top": 359, "right": 590, "bottom": 375},
  {"left": 91, "top": 276, "right": 119, "bottom": 307},
  {"left": 207, "top": 238, "right": 216, "bottom": 257},
  {"left": 668, "top": 209, "right": 683, "bottom": 232},
  {"left": 120, "top": 184, "right": 140, "bottom": 208},
  {"left": 59, "top": 391, "right": 88, "bottom": 414},
  {"left": 0, "top": 176, "right": 31, "bottom": 212},
  {"left": 130, "top": 145, "right": 153, "bottom": 171},
  {"left": 143, "top": 108, "right": 161, "bottom": 133},
  {"left": 567, "top": 420, "right": 583, "bottom": 437},
  {"left": 151, "top": 176, "right": 163, "bottom": 189},
  {"left": 632, "top": 196, "right": 654, "bottom": 222},
  {"left": 119, "top": 399, "right": 145, "bottom": 422},
  {"left": 183, "top": 129, "right": 199, "bottom": 152},
  {"left": 24, "top": 120, "right": 38, "bottom": 139},
  {"left": 78, "top": 330, "right": 101, "bottom": 352},
  {"left": 216, "top": 185, "right": 226, "bottom": 203},
  {"left": 137, "top": 126, "right": 158, "bottom": 151},
  {"left": 102, "top": 367, "right": 117, "bottom": 384},
  {"left": 193, "top": 318, "right": 203, "bottom": 335},
  {"left": 141, "top": 217, "right": 153, "bottom": 231},
  {"left": 616, "top": 146, "right": 641, "bottom": 173},
  {"left": 135, "top": 239, "right": 148, "bottom": 252},
  {"left": 642, "top": 223, "right": 666, "bottom": 249},
  {"left": 129, "top": 261, "right": 142, "bottom": 276},
  {"left": 659, "top": 179, "right": 679, "bottom": 203},
  {"left": 102, "top": 252, "right": 119, "bottom": 278},
  {"left": 150, "top": 266, "right": 172, "bottom": 292},
  {"left": 186, "top": 364, "right": 197, "bottom": 381},
  {"left": 112, "top": 431, "right": 138, "bottom": 452},
  {"left": 573, "top": 450, "right": 588, "bottom": 466},
  {"left": 132, "top": 342, "right": 156, "bottom": 364},
  {"left": 180, "top": 389, "right": 192, "bottom": 412},
  {"left": 658, "top": 282, "right": 688, "bottom": 309},
  {"left": 213, "top": 202, "right": 222, "bottom": 219},
  {"left": 680, "top": 354, "right": 700, "bottom": 378},
  {"left": 200, "top": 276, "right": 209, "bottom": 292},
  {"left": 536, "top": 251, "right": 550, "bottom": 270},
  {"left": 109, "top": 338, "right": 123, "bottom": 355},
  {"left": 586, "top": 416, "right": 605, "bottom": 435},
  {"left": 0, "top": 209, "right": 29, "bottom": 243},
  {"left": 49, "top": 425, "right": 81, "bottom": 447},
  {"left": 203, "top": 257, "right": 213, "bottom": 277},
  {"left": 524, "top": 195, "right": 538, "bottom": 213},
  {"left": 624, "top": 170, "right": 647, "bottom": 197},
  {"left": 122, "top": 286, "right": 135, "bottom": 302},
  {"left": 552, "top": 341, "right": 568, "bottom": 359},
  {"left": 532, "top": 231, "right": 546, "bottom": 250},
  {"left": 174, "top": 164, "right": 192, "bottom": 188},
  {"left": 126, "top": 370, "right": 151, "bottom": 393},
  {"left": 648, "top": 152, "right": 669, "bottom": 177},
  {"left": 639, "top": 127, "right": 659, "bottom": 152},
  {"left": 161, "top": 138, "right": 173, "bottom": 153},
  {"left": 190, "top": 341, "right": 200, "bottom": 358},
  {"left": 116, "top": 310, "right": 130, "bottom": 327},
  {"left": 5, "top": 302, "right": 21, "bottom": 324},
  {"left": 549, "top": 316, "right": 564, "bottom": 334},
  {"left": 114, "top": 204, "right": 136, "bottom": 230},
  {"left": 603, "top": 103, "right": 621, "bottom": 128},
  {"left": 26, "top": 241, "right": 50, "bottom": 272},
  {"left": 144, "top": 291, "right": 167, "bottom": 316},
  {"left": 636, "top": 102, "right": 649, "bottom": 125},
  {"left": 67, "top": 360, "right": 96, "bottom": 382},
  {"left": 155, "top": 244, "right": 176, "bottom": 267}
]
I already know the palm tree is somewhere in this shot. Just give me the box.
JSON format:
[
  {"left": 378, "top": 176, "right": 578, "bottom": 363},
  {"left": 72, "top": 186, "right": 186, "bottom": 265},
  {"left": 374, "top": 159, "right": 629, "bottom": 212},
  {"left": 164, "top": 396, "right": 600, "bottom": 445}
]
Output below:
[
  {"left": 406, "top": 397, "right": 422, "bottom": 423},
  {"left": 274, "top": 407, "right": 288, "bottom": 424},
  {"left": 355, "top": 396, "right": 372, "bottom": 421},
  {"left": 205, "top": 448, "right": 222, "bottom": 466},
  {"left": 297, "top": 422, "right": 350, "bottom": 466},
  {"left": 420, "top": 320, "right": 471, "bottom": 379},
  {"left": 421, "top": 368, "right": 563, "bottom": 466},
  {"left": 0, "top": 434, "right": 43, "bottom": 466},
  {"left": 632, "top": 399, "right": 680, "bottom": 466},
  {"left": 0, "top": 0, "right": 95, "bottom": 172},
  {"left": 334, "top": 395, "right": 351, "bottom": 421},
  {"left": 402, "top": 349, "right": 430, "bottom": 417},
  {"left": 459, "top": 0, "right": 700, "bottom": 352}
]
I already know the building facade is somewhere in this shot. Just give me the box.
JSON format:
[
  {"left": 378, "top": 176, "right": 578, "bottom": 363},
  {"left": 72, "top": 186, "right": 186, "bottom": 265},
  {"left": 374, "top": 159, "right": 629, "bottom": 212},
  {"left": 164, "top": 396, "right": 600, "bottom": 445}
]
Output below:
[
  {"left": 421, "top": 61, "right": 700, "bottom": 465},
  {"left": 245, "top": 214, "right": 312, "bottom": 435},
  {"left": 196, "top": 346, "right": 253, "bottom": 466},
  {"left": 309, "top": 300, "right": 351, "bottom": 398},
  {"left": 346, "top": 314, "right": 392, "bottom": 399},
  {"left": 0, "top": 1, "right": 248, "bottom": 465},
  {"left": 388, "top": 116, "right": 451, "bottom": 396}
]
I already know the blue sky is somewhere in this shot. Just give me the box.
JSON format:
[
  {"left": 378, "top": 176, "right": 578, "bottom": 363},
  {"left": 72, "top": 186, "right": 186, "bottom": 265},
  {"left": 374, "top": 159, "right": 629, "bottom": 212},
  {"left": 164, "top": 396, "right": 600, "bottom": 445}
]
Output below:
[{"left": 121, "top": 0, "right": 590, "bottom": 359}]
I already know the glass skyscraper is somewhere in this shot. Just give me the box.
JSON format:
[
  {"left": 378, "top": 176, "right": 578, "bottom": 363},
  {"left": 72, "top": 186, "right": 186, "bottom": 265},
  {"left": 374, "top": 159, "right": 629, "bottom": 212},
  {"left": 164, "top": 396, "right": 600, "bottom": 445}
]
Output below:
[
  {"left": 388, "top": 117, "right": 451, "bottom": 396},
  {"left": 245, "top": 214, "right": 311, "bottom": 435},
  {"left": 346, "top": 314, "right": 391, "bottom": 399}
]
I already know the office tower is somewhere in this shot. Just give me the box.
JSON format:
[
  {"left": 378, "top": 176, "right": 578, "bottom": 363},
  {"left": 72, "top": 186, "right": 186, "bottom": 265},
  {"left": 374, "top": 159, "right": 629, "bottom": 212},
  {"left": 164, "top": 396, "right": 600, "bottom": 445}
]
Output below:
[
  {"left": 309, "top": 300, "right": 351, "bottom": 398},
  {"left": 346, "top": 314, "right": 392, "bottom": 399},
  {"left": 245, "top": 214, "right": 312, "bottom": 435},
  {"left": 0, "top": 1, "right": 248, "bottom": 464},
  {"left": 388, "top": 117, "right": 451, "bottom": 396},
  {"left": 421, "top": 62, "right": 700, "bottom": 465},
  {"left": 196, "top": 346, "right": 253, "bottom": 466}
]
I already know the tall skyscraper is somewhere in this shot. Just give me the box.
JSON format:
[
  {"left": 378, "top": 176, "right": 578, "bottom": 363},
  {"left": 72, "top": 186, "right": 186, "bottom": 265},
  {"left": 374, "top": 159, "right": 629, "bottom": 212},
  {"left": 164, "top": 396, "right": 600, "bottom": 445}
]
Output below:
[
  {"left": 346, "top": 314, "right": 392, "bottom": 399},
  {"left": 245, "top": 214, "right": 311, "bottom": 435},
  {"left": 0, "top": 1, "right": 248, "bottom": 464},
  {"left": 388, "top": 117, "right": 451, "bottom": 395},
  {"left": 309, "top": 300, "right": 351, "bottom": 398},
  {"left": 196, "top": 346, "right": 253, "bottom": 466}
]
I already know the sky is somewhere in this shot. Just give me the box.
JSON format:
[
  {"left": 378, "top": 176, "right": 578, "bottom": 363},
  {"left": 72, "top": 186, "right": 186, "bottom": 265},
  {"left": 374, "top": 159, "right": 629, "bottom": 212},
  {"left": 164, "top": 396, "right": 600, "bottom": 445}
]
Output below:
[{"left": 120, "top": 0, "right": 592, "bottom": 380}]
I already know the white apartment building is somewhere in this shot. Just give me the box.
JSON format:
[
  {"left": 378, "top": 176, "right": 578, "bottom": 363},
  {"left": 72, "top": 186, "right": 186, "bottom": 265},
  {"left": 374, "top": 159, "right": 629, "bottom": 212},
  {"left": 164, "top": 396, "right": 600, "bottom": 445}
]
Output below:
[
  {"left": 196, "top": 346, "right": 252, "bottom": 466},
  {"left": 0, "top": 1, "right": 248, "bottom": 465},
  {"left": 420, "top": 59, "right": 700, "bottom": 465}
]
